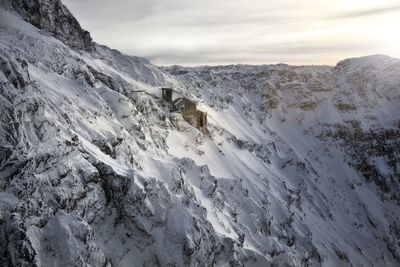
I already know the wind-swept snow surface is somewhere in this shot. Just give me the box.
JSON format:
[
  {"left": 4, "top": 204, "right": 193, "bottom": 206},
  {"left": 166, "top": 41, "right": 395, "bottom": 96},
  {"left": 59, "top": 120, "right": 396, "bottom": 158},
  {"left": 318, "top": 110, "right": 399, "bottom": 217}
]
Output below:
[{"left": 1, "top": 1, "right": 400, "bottom": 266}]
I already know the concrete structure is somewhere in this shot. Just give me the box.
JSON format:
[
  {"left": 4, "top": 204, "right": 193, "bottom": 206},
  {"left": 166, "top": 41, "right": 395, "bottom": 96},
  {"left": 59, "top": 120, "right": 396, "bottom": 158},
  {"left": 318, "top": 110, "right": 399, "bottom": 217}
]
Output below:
[
  {"left": 173, "top": 97, "right": 197, "bottom": 113},
  {"left": 161, "top": 88, "right": 173, "bottom": 103},
  {"left": 181, "top": 109, "right": 208, "bottom": 130},
  {"left": 160, "top": 87, "right": 207, "bottom": 131}
]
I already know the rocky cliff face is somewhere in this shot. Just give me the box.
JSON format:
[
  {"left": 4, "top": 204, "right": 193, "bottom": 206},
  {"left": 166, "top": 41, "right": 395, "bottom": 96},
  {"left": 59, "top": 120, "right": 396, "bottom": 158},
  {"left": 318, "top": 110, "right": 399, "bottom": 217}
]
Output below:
[
  {"left": 1, "top": 0, "right": 93, "bottom": 51},
  {"left": 1, "top": 1, "right": 400, "bottom": 266}
]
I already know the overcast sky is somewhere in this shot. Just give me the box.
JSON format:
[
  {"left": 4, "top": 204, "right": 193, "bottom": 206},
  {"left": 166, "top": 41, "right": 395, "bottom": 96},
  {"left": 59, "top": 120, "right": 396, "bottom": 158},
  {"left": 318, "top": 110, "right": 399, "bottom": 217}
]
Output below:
[{"left": 63, "top": 0, "right": 400, "bottom": 66}]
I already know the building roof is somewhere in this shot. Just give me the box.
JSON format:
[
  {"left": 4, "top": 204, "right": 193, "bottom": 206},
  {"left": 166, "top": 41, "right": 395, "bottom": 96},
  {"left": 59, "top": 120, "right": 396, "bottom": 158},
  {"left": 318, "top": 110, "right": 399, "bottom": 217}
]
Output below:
[
  {"left": 161, "top": 87, "right": 198, "bottom": 104},
  {"left": 173, "top": 97, "right": 197, "bottom": 106}
]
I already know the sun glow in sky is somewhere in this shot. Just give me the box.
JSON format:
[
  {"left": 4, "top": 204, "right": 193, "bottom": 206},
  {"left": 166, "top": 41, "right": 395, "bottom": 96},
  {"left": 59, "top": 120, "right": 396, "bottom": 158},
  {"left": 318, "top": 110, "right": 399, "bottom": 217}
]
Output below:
[{"left": 64, "top": 0, "right": 400, "bottom": 66}]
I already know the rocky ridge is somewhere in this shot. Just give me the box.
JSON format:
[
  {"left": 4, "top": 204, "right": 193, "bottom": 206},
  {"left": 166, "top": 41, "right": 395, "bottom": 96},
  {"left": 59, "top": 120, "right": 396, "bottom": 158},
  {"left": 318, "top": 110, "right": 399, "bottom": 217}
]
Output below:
[{"left": 1, "top": 0, "right": 93, "bottom": 51}]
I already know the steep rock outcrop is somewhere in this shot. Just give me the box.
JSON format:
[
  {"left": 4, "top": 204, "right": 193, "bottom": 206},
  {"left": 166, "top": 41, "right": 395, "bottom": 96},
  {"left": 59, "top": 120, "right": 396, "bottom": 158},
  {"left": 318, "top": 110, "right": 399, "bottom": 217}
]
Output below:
[{"left": 1, "top": 0, "right": 93, "bottom": 51}]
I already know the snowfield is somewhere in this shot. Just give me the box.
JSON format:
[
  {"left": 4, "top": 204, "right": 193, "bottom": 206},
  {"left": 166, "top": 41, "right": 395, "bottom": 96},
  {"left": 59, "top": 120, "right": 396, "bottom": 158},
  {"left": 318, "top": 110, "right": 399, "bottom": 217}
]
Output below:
[{"left": 1, "top": 1, "right": 400, "bottom": 266}]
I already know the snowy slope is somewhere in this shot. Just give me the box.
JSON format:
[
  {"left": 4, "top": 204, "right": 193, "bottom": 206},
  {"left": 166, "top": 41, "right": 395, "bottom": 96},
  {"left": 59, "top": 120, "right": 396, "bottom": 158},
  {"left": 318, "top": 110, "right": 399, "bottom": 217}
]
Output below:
[
  {"left": 164, "top": 60, "right": 400, "bottom": 266},
  {"left": 1, "top": 1, "right": 400, "bottom": 266}
]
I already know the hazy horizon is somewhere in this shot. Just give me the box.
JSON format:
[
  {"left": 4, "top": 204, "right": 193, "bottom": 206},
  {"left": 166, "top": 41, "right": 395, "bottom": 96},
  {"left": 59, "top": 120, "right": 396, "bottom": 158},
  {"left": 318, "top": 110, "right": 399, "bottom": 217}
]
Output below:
[{"left": 63, "top": 0, "right": 400, "bottom": 66}]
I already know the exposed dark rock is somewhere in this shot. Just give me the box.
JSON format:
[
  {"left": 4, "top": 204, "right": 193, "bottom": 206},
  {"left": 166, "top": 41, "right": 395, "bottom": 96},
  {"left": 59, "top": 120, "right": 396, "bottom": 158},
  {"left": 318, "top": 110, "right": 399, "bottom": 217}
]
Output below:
[{"left": 1, "top": 0, "right": 94, "bottom": 51}]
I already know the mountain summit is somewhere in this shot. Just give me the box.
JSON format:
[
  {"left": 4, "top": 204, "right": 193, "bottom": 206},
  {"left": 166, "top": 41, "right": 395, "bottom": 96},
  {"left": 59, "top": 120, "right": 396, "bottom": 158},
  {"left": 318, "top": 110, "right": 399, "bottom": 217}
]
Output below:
[{"left": 0, "top": 1, "right": 399, "bottom": 266}]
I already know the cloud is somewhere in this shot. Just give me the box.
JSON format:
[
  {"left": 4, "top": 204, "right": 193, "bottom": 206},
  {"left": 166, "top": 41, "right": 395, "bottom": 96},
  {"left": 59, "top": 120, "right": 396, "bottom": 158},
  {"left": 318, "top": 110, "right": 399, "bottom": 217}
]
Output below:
[
  {"left": 62, "top": 0, "right": 400, "bottom": 66},
  {"left": 135, "top": 41, "right": 374, "bottom": 66},
  {"left": 331, "top": 5, "right": 400, "bottom": 19}
]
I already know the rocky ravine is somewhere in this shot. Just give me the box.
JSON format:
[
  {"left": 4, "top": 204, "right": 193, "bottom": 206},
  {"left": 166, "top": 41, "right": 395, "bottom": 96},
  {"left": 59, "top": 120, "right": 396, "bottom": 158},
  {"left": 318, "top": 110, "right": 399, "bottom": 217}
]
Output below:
[{"left": 1, "top": 0, "right": 400, "bottom": 266}]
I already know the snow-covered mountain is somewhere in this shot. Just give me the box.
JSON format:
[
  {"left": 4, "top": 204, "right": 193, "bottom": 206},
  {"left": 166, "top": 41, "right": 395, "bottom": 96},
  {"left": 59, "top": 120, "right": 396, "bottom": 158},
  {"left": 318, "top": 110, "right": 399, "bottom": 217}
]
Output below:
[{"left": 1, "top": 1, "right": 399, "bottom": 266}]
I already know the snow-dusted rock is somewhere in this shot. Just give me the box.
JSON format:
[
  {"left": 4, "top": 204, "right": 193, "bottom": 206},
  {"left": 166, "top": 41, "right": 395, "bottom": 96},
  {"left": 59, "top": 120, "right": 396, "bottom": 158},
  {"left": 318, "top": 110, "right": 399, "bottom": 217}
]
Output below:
[{"left": 1, "top": 0, "right": 93, "bottom": 51}]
